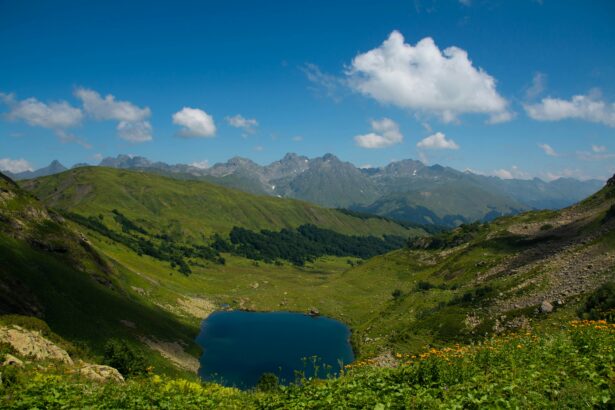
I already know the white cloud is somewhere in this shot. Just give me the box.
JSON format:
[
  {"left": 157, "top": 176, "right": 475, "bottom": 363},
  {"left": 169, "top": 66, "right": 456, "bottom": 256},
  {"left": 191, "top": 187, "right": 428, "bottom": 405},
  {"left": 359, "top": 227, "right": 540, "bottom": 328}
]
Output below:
[
  {"left": 0, "top": 158, "right": 33, "bottom": 173},
  {"left": 417, "top": 132, "right": 459, "bottom": 150},
  {"left": 190, "top": 160, "right": 210, "bottom": 169},
  {"left": 1, "top": 92, "right": 83, "bottom": 133},
  {"left": 346, "top": 31, "right": 511, "bottom": 123},
  {"left": 74, "top": 88, "right": 149, "bottom": 122},
  {"left": 538, "top": 143, "right": 558, "bottom": 157},
  {"left": 459, "top": 0, "right": 472, "bottom": 6},
  {"left": 492, "top": 165, "right": 530, "bottom": 180},
  {"left": 226, "top": 114, "right": 258, "bottom": 133},
  {"left": 74, "top": 87, "right": 152, "bottom": 142},
  {"left": 354, "top": 118, "right": 403, "bottom": 149},
  {"left": 292, "top": 135, "right": 303, "bottom": 142},
  {"left": 254, "top": 145, "right": 264, "bottom": 152},
  {"left": 172, "top": 107, "right": 216, "bottom": 138},
  {"left": 525, "top": 72, "right": 546, "bottom": 99},
  {"left": 524, "top": 92, "right": 615, "bottom": 127},
  {"left": 117, "top": 120, "right": 153, "bottom": 143},
  {"left": 592, "top": 145, "right": 606, "bottom": 153}
]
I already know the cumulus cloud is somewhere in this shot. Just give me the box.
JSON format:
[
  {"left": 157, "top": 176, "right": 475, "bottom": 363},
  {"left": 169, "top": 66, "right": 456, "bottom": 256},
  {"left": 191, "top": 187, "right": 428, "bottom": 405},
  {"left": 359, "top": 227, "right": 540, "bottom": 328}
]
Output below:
[
  {"left": 117, "top": 120, "right": 153, "bottom": 143},
  {"left": 74, "top": 88, "right": 149, "bottom": 122},
  {"left": 492, "top": 165, "right": 530, "bottom": 180},
  {"left": 524, "top": 92, "right": 615, "bottom": 127},
  {"left": 1, "top": 93, "right": 83, "bottom": 129},
  {"left": 74, "top": 88, "right": 152, "bottom": 142},
  {"left": 0, "top": 93, "right": 86, "bottom": 146},
  {"left": 172, "top": 107, "right": 216, "bottom": 138},
  {"left": 417, "top": 132, "right": 459, "bottom": 149},
  {"left": 346, "top": 31, "right": 511, "bottom": 123},
  {"left": 354, "top": 118, "right": 403, "bottom": 148},
  {"left": 0, "top": 158, "right": 33, "bottom": 173},
  {"left": 226, "top": 114, "right": 258, "bottom": 133},
  {"left": 190, "top": 160, "right": 210, "bottom": 169},
  {"left": 538, "top": 143, "right": 558, "bottom": 157}
]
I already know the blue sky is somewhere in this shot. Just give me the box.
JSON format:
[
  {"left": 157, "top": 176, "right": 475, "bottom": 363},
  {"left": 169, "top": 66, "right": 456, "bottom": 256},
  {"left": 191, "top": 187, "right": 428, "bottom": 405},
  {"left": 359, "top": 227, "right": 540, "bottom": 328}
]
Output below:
[{"left": 1, "top": 0, "right": 614, "bottom": 180}]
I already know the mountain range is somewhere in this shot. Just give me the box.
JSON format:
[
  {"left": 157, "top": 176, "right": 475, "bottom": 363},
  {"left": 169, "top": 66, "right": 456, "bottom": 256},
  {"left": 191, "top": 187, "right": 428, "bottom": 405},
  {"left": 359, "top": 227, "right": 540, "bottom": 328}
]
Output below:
[{"left": 5, "top": 154, "right": 604, "bottom": 227}]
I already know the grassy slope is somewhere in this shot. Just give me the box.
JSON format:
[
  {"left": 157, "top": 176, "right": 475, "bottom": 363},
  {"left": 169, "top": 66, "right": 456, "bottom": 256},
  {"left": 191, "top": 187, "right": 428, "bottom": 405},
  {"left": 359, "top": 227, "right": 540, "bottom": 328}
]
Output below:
[
  {"left": 1, "top": 168, "right": 420, "bottom": 379},
  {"left": 340, "top": 178, "right": 615, "bottom": 357},
  {"left": 0, "top": 175, "right": 201, "bottom": 377},
  {"left": 22, "top": 167, "right": 417, "bottom": 238},
  {"left": 2, "top": 168, "right": 613, "bottom": 403}
]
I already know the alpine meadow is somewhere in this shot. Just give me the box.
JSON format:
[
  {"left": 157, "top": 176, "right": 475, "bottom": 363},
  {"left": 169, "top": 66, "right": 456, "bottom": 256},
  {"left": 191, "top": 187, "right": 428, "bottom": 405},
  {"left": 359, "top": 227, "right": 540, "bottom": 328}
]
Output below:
[{"left": 1, "top": 1, "right": 614, "bottom": 408}]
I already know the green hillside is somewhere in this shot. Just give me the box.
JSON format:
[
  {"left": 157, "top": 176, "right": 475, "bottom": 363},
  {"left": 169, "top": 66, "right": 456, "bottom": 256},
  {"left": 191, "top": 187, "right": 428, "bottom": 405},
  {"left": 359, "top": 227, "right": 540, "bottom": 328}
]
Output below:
[
  {"left": 22, "top": 166, "right": 415, "bottom": 238},
  {"left": 0, "top": 173, "right": 201, "bottom": 376},
  {"left": 1, "top": 171, "right": 613, "bottom": 408}
]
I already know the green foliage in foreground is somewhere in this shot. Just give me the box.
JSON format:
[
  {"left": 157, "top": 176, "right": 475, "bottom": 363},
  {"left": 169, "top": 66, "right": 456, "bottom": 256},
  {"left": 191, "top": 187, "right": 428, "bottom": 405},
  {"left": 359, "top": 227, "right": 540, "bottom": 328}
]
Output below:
[{"left": 1, "top": 323, "right": 613, "bottom": 409}]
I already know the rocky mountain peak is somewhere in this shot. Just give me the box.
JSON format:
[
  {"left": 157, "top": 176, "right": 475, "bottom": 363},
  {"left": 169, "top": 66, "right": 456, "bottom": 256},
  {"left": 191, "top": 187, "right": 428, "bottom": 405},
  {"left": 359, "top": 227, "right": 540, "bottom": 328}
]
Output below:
[
  {"left": 607, "top": 173, "right": 615, "bottom": 187},
  {"left": 321, "top": 153, "right": 340, "bottom": 162},
  {"left": 99, "top": 155, "right": 151, "bottom": 169}
]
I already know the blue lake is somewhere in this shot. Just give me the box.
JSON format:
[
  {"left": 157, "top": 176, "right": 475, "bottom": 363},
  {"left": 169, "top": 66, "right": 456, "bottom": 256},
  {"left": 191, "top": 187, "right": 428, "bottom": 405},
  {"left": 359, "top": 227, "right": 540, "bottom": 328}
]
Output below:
[{"left": 195, "top": 310, "right": 354, "bottom": 389}]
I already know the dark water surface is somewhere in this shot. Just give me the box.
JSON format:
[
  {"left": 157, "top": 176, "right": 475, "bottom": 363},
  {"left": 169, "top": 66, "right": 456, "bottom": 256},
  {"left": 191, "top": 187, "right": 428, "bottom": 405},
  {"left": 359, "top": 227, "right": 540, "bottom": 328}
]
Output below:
[{"left": 196, "top": 310, "right": 354, "bottom": 388}]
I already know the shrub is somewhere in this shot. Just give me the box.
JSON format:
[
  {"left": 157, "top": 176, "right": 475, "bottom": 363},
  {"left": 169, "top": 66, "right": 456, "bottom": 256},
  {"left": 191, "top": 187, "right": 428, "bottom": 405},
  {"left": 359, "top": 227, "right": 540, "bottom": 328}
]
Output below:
[
  {"left": 578, "top": 282, "right": 615, "bottom": 322},
  {"left": 392, "top": 289, "right": 403, "bottom": 299},
  {"left": 102, "top": 339, "right": 148, "bottom": 378},
  {"left": 416, "top": 281, "right": 435, "bottom": 291},
  {"left": 256, "top": 372, "right": 279, "bottom": 392}
]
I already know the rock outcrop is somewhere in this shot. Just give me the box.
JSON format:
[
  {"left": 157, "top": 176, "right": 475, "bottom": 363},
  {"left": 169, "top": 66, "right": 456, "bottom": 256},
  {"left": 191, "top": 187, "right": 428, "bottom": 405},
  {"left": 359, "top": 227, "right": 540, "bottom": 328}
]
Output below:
[
  {"left": 3, "top": 354, "right": 24, "bottom": 367},
  {"left": 0, "top": 325, "right": 73, "bottom": 364},
  {"left": 0, "top": 325, "right": 125, "bottom": 383},
  {"left": 75, "top": 362, "right": 125, "bottom": 383}
]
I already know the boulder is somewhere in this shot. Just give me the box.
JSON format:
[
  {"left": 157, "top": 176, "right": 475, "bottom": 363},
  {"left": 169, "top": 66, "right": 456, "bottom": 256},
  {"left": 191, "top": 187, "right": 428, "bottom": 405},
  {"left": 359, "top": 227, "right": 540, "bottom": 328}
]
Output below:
[
  {"left": 540, "top": 300, "right": 554, "bottom": 313},
  {"left": 77, "top": 363, "right": 124, "bottom": 383},
  {"left": 308, "top": 307, "right": 320, "bottom": 316},
  {"left": 3, "top": 354, "right": 24, "bottom": 367},
  {"left": 0, "top": 325, "right": 73, "bottom": 364}
]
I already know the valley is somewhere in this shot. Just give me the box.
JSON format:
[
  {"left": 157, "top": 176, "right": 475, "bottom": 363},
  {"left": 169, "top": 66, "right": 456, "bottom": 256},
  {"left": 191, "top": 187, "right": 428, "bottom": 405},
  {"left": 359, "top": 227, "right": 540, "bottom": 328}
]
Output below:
[{"left": 0, "top": 166, "right": 613, "bottom": 407}]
